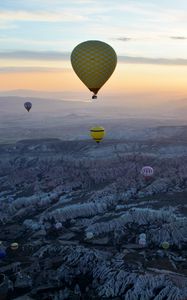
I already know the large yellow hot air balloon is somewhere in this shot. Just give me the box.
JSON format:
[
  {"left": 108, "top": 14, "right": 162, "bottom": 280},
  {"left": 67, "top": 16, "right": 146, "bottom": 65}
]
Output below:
[
  {"left": 71, "top": 40, "right": 117, "bottom": 99},
  {"left": 90, "top": 126, "right": 105, "bottom": 143}
]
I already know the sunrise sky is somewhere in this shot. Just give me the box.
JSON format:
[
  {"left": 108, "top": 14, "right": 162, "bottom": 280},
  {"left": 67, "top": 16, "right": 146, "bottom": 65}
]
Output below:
[{"left": 0, "top": 0, "right": 187, "bottom": 99}]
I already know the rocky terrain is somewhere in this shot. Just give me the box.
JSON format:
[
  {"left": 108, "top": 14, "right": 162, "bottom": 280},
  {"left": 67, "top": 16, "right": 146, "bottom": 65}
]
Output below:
[{"left": 0, "top": 134, "right": 187, "bottom": 299}]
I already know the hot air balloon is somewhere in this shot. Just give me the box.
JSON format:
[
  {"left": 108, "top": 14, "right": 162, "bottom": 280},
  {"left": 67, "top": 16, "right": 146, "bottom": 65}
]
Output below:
[
  {"left": 139, "top": 233, "right": 146, "bottom": 240},
  {"left": 138, "top": 233, "right": 147, "bottom": 247},
  {"left": 90, "top": 126, "right": 105, "bottom": 144},
  {"left": 10, "top": 242, "right": 19, "bottom": 251},
  {"left": 161, "top": 241, "right": 170, "bottom": 250},
  {"left": 55, "top": 222, "right": 62, "bottom": 230},
  {"left": 71, "top": 40, "right": 117, "bottom": 99},
  {"left": 141, "top": 166, "right": 154, "bottom": 179},
  {"left": 24, "top": 102, "right": 32, "bottom": 112},
  {"left": 86, "top": 232, "right": 94, "bottom": 239}
]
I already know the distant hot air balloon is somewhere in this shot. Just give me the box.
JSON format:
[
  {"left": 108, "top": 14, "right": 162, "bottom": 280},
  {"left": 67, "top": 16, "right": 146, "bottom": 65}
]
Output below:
[
  {"left": 161, "top": 241, "right": 170, "bottom": 250},
  {"left": 10, "top": 243, "right": 19, "bottom": 251},
  {"left": 138, "top": 233, "right": 147, "bottom": 247},
  {"left": 90, "top": 126, "right": 105, "bottom": 144},
  {"left": 139, "top": 233, "right": 146, "bottom": 240},
  {"left": 24, "top": 102, "right": 32, "bottom": 112},
  {"left": 71, "top": 40, "right": 117, "bottom": 99},
  {"left": 86, "top": 232, "right": 94, "bottom": 239},
  {"left": 55, "top": 222, "right": 62, "bottom": 230},
  {"left": 141, "top": 166, "right": 154, "bottom": 179}
]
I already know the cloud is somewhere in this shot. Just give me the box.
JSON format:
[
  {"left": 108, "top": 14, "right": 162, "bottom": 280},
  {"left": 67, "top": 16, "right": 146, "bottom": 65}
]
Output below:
[
  {"left": 114, "top": 37, "right": 133, "bottom": 42},
  {"left": 118, "top": 2, "right": 187, "bottom": 23},
  {"left": 0, "top": 20, "right": 17, "bottom": 29},
  {"left": 119, "top": 56, "right": 187, "bottom": 65},
  {"left": 0, "top": 66, "right": 70, "bottom": 73},
  {"left": 170, "top": 36, "right": 187, "bottom": 40},
  {"left": 0, "top": 51, "right": 187, "bottom": 66},
  {"left": 69, "top": 0, "right": 95, "bottom": 3},
  {"left": 0, "top": 10, "right": 88, "bottom": 22},
  {"left": 0, "top": 51, "right": 70, "bottom": 60}
]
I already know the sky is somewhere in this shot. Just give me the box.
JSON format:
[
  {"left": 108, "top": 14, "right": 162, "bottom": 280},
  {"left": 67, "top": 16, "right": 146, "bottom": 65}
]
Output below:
[{"left": 0, "top": 0, "right": 187, "bottom": 100}]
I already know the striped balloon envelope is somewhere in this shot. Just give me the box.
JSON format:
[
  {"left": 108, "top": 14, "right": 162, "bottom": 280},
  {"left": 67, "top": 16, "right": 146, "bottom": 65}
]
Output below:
[
  {"left": 90, "top": 126, "right": 105, "bottom": 144},
  {"left": 141, "top": 166, "right": 154, "bottom": 178}
]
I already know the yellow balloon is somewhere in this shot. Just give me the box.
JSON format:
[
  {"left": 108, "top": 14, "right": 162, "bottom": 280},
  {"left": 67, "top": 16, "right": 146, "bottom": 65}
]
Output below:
[
  {"left": 71, "top": 40, "right": 117, "bottom": 97},
  {"left": 90, "top": 126, "right": 105, "bottom": 144}
]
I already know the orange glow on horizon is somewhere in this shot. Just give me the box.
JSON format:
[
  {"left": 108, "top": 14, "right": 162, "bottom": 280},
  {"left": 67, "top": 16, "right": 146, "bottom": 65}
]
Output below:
[{"left": 0, "top": 63, "right": 186, "bottom": 98}]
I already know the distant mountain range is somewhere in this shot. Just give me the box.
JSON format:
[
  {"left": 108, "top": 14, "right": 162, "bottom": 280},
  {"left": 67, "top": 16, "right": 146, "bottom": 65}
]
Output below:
[
  {"left": 0, "top": 92, "right": 186, "bottom": 144},
  {"left": 0, "top": 90, "right": 186, "bottom": 120},
  {"left": 0, "top": 89, "right": 88, "bottom": 102}
]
